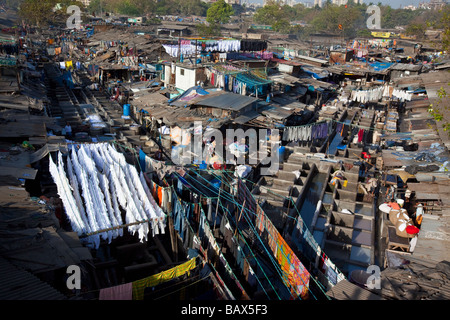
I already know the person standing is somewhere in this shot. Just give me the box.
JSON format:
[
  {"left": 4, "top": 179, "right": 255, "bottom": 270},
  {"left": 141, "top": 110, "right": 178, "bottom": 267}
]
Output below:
[{"left": 64, "top": 122, "right": 72, "bottom": 138}]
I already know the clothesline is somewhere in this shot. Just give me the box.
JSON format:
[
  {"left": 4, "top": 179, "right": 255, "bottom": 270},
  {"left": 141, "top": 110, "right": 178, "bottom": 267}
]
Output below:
[
  {"left": 321, "top": 117, "right": 383, "bottom": 131},
  {"left": 177, "top": 169, "right": 329, "bottom": 299},
  {"left": 190, "top": 169, "right": 346, "bottom": 292},
  {"left": 173, "top": 178, "right": 295, "bottom": 299},
  {"left": 79, "top": 219, "right": 150, "bottom": 238},
  {"left": 125, "top": 145, "right": 342, "bottom": 296}
]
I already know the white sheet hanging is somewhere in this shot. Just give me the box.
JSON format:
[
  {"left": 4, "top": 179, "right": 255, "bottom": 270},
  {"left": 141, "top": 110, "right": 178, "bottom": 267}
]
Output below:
[{"left": 49, "top": 143, "right": 166, "bottom": 247}]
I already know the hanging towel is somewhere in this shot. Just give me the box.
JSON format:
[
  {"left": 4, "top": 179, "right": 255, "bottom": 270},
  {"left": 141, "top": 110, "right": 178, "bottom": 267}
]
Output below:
[
  {"left": 65, "top": 60, "right": 73, "bottom": 70},
  {"left": 99, "top": 283, "right": 132, "bottom": 300},
  {"left": 132, "top": 258, "right": 197, "bottom": 300}
]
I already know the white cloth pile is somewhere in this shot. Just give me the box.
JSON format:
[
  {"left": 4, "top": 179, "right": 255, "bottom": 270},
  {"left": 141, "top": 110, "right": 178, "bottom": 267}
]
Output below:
[
  {"left": 350, "top": 86, "right": 384, "bottom": 103},
  {"left": 391, "top": 88, "right": 413, "bottom": 102},
  {"left": 49, "top": 143, "right": 166, "bottom": 248},
  {"left": 282, "top": 125, "right": 312, "bottom": 142}
]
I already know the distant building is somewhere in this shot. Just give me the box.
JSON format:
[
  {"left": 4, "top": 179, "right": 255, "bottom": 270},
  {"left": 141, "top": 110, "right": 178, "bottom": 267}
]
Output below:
[
  {"left": 314, "top": 0, "right": 363, "bottom": 7},
  {"left": 403, "top": 5, "right": 417, "bottom": 10},
  {"left": 225, "top": 0, "right": 241, "bottom": 5},
  {"left": 419, "top": 0, "right": 448, "bottom": 10},
  {"left": 314, "top": 0, "right": 323, "bottom": 7},
  {"left": 263, "top": 0, "right": 296, "bottom": 6},
  {"left": 80, "top": 0, "right": 91, "bottom": 6},
  {"left": 332, "top": 0, "right": 364, "bottom": 5}
]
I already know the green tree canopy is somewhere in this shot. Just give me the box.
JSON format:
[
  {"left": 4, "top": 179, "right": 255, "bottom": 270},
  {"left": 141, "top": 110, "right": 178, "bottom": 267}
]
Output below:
[
  {"left": 19, "top": 0, "right": 83, "bottom": 26},
  {"left": 206, "top": 0, "right": 234, "bottom": 25},
  {"left": 253, "top": 1, "right": 293, "bottom": 34}
]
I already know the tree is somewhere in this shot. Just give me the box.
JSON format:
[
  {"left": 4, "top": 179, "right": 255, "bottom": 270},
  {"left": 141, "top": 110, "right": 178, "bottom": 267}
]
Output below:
[
  {"left": 272, "top": 19, "right": 291, "bottom": 34},
  {"left": 116, "top": 0, "right": 140, "bottom": 16},
  {"left": 87, "top": 0, "right": 102, "bottom": 15},
  {"left": 440, "top": 5, "right": 450, "bottom": 51},
  {"left": 254, "top": 1, "right": 283, "bottom": 25},
  {"left": 309, "top": 4, "right": 361, "bottom": 37},
  {"left": 253, "top": 1, "right": 293, "bottom": 34},
  {"left": 406, "top": 23, "right": 426, "bottom": 39},
  {"left": 196, "top": 23, "right": 221, "bottom": 36},
  {"left": 428, "top": 84, "right": 450, "bottom": 137},
  {"left": 180, "top": 0, "right": 209, "bottom": 17},
  {"left": 19, "top": 0, "right": 58, "bottom": 26},
  {"left": 206, "top": 0, "right": 234, "bottom": 25},
  {"left": 19, "top": 0, "right": 83, "bottom": 26}
]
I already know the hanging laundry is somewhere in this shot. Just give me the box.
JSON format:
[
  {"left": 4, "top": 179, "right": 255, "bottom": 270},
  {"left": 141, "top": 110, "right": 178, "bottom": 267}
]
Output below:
[
  {"left": 357, "top": 128, "right": 364, "bottom": 143},
  {"left": 65, "top": 60, "right": 73, "bottom": 70},
  {"left": 350, "top": 86, "right": 384, "bottom": 103},
  {"left": 99, "top": 283, "right": 132, "bottom": 300},
  {"left": 240, "top": 40, "right": 267, "bottom": 52},
  {"left": 132, "top": 258, "right": 197, "bottom": 300}
]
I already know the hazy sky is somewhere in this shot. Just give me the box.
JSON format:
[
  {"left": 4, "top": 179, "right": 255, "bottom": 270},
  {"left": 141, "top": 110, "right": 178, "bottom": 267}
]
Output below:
[{"left": 249, "top": 0, "right": 428, "bottom": 9}]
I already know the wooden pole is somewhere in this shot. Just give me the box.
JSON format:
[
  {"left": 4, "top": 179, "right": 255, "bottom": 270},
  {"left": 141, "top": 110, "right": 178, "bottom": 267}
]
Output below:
[
  {"left": 234, "top": 200, "right": 246, "bottom": 238},
  {"left": 195, "top": 39, "right": 197, "bottom": 66},
  {"left": 213, "top": 187, "right": 222, "bottom": 234}
]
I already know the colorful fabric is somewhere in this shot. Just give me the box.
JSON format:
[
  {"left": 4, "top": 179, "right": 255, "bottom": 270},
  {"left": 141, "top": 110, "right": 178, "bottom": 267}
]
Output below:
[
  {"left": 406, "top": 225, "right": 420, "bottom": 234},
  {"left": 132, "top": 258, "right": 196, "bottom": 300},
  {"left": 255, "top": 205, "right": 264, "bottom": 235},
  {"left": 275, "top": 233, "right": 310, "bottom": 299},
  {"left": 65, "top": 60, "right": 73, "bottom": 70},
  {"left": 99, "top": 282, "right": 132, "bottom": 300}
]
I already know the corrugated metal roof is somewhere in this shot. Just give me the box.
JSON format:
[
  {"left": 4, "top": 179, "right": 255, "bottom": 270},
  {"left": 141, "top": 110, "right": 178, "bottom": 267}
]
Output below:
[
  {"left": 380, "top": 255, "right": 450, "bottom": 300},
  {"left": 326, "top": 279, "right": 384, "bottom": 300},
  {"left": 0, "top": 257, "right": 67, "bottom": 300},
  {"left": 270, "top": 58, "right": 302, "bottom": 66},
  {"left": 194, "top": 92, "right": 257, "bottom": 111},
  {"left": 233, "top": 110, "right": 260, "bottom": 124},
  {"left": 390, "top": 63, "right": 423, "bottom": 71}
]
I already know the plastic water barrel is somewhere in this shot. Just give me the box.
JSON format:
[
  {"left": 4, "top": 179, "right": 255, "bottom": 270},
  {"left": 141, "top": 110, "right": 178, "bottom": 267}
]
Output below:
[
  {"left": 278, "top": 146, "right": 285, "bottom": 161},
  {"left": 123, "top": 104, "right": 130, "bottom": 117}
]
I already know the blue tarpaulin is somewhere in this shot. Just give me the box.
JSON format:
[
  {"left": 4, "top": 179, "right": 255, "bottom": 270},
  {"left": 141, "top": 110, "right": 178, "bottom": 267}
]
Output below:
[{"left": 369, "top": 62, "right": 393, "bottom": 72}]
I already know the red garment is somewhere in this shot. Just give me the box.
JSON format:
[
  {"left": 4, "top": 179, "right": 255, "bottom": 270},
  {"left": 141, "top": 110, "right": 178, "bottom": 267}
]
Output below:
[
  {"left": 357, "top": 129, "right": 364, "bottom": 143},
  {"left": 212, "top": 162, "right": 224, "bottom": 170},
  {"left": 157, "top": 186, "right": 163, "bottom": 207},
  {"left": 406, "top": 225, "right": 420, "bottom": 234}
]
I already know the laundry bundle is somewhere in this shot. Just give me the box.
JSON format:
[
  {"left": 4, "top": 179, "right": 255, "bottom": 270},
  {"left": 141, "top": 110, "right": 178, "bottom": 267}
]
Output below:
[
  {"left": 350, "top": 86, "right": 384, "bottom": 103},
  {"left": 391, "top": 88, "right": 413, "bottom": 102},
  {"left": 282, "top": 122, "right": 330, "bottom": 142},
  {"left": 282, "top": 125, "right": 312, "bottom": 142},
  {"left": 162, "top": 39, "right": 241, "bottom": 58},
  {"left": 49, "top": 143, "right": 166, "bottom": 249}
]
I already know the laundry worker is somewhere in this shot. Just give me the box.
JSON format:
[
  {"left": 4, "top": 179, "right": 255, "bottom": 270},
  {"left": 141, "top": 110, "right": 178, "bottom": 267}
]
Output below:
[{"left": 64, "top": 122, "right": 72, "bottom": 138}]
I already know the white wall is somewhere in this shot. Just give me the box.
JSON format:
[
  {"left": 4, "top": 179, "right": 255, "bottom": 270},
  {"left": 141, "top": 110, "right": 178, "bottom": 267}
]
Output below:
[
  {"left": 278, "top": 63, "right": 294, "bottom": 74},
  {"left": 163, "top": 65, "right": 171, "bottom": 85},
  {"left": 175, "top": 67, "right": 197, "bottom": 91}
]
